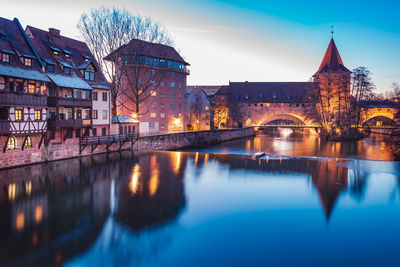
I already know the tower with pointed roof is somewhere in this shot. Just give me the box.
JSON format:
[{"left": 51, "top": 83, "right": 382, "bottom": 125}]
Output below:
[{"left": 313, "top": 38, "right": 351, "bottom": 129}]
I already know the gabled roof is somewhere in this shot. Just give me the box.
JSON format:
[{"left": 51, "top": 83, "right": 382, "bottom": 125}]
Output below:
[
  {"left": 315, "top": 38, "right": 351, "bottom": 75},
  {"left": 105, "top": 38, "right": 189, "bottom": 66},
  {"left": 26, "top": 25, "right": 110, "bottom": 90},
  {"left": 0, "top": 17, "right": 46, "bottom": 78}
]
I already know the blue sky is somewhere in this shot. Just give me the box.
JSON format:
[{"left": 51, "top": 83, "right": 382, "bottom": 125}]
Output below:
[{"left": 2, "top": 0, "right": 399, "bottom": 92}]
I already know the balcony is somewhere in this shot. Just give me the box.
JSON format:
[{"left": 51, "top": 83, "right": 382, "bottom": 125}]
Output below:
[
  {"left": 48, "top": 118, "right": 89, "bottom": 129},
  {"left": 48, "top": 96, "right": 92, "bottom": 108},
  {"left": 0, "top": 92, "right": 47, "bottom": 107}
]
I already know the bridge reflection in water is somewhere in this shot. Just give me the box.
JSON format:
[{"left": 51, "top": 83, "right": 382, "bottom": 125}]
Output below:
[{"left": 0, "top": 150, "right": 399, "bottom": 265}]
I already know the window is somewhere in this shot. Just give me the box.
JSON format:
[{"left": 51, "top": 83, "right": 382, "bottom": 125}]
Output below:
[
  {"left": 76, "top": 110, "right": 82, "bottom": 119},
  {"left": 65, "top": 54, "right": 70, "bottom": 58},
  {"left": 170, "top": 93, "right": 175, "bottom": 98},
  {"left": 149, "top": 122, "right": 155, "bottom": 129},
  {"left": 92, "top": 128, "right": 97, "bottom": 136},
  {"left": 171, "top": 72, "right": 175, "bottom": 77},
  {"left": 102, "top": 127, "right": 107, "bottom": 136},
  {"left": 178, "top": 93, "right": 182, "bottom": 98},
  {"left": 150, "top": 113, "right": 156, "bottom": 118},
  {"left": 24, "top": 58, "right": 32, "bottom": 67},
  {"left": 161, "top": 92, "right": 165, "bottom": 97},
  {"left": 160, "top": 103, "right": 165, "bottom": 107},
  {"left": 151, "top": 91, "right": 156, "bottom": 96},
  {"left": 151, "top": 69, "right": 155, "bottom": 75},
  {"left": 75, "top": 129, "right": 81, "bottom": 138},
  {"left": 2, "top": 53, "right": 10, "bottom": 63},
  {"left": 160, "top": 113, "right": 165, "bottom": 118},
  {"left": 160, "top": 82, "right": 164, "bottom": 86},
  {"left": 178, "top": 83, "right": 182, "bottom": 88},
  {"left": 85, "top": 71, "right": 95, "bottom": 81},
  {"left": 102, "top": 110, "right": 107, "bottom": 119},
  {"left": 34, "top": 109, "right": 42, "bottom": 120},
  {"left": 15, "top": 109, "right": 23, "bottom": 121},
  {"left": 102, "top": 92, "right": 107, "bottom": 101},
  {"left": 160, "top": 123, "right": 165, "bottom": 128},
  {"left": 0, "top": 77, "right": 4, "bottom": 90},
  {"left": 84, "top": 110, "right": 90, "bottom": 119},
  {"left": 7, "top": 137, "right": 16, "bottom": 150},
  {"left": 28, "top": 83, "right": 35, "bottom": 94},
  {"left": 93, "top": 92, "right": 98, "bottom": 101},
  {"left": 170, "top": 104, "right": 175, "bottom": 108},
  {"left": 64, "top": 67, "right": 71, "bottom": 75},
  {"left": 24, "top": 136, "right": 32, "bottom": 149},
  {"left": 93, "top": 110, "right": 98, "bottom": 119},
  {"left": 53, "top": 50, "right": 59, "bottom": 56},
  {"left": 46, "top": 64, "right": 55, "bottom": 73},
  {"left": 75, "top": 90, "right": 82, "bottom": 99},
  {"left": 170, "top": 82, "right": 175, "bottom": 87}
]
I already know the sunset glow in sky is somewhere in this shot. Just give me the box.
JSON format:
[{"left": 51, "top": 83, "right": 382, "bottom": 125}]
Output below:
[{"left": 3, "top": 0, "right": 400, "bottom": 93}]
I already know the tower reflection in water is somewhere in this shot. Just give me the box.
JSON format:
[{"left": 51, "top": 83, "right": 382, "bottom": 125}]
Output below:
[{"left": 0, "top": 150, "right": 384, "bottom": 266}]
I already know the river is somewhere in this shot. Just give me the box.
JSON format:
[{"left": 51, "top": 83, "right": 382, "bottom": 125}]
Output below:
[{"left": 0, "top": 131, "right": 399, "bottom": 266}]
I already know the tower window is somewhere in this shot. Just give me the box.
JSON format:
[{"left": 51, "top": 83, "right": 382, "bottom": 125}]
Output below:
[{"left": 24, "top": 58, "right": 32, "bottom": 67}]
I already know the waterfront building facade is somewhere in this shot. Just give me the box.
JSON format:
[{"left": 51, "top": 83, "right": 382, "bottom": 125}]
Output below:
[
  {"left": 185, "top": 87, "right": 211, "bottom": 131},
  {"left": 26, "top": 26, "right": 110, "bottom": 141},
  {"left": 0, "top": 17, "right": 49, "bottom": 157},
  {"left": 106, "top": 39, "right": 189, "bottom": 135}
]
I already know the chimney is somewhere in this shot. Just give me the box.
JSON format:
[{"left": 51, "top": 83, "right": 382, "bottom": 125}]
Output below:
[{"left": 49, "top": 28, "right": 60, "bottom": 37}]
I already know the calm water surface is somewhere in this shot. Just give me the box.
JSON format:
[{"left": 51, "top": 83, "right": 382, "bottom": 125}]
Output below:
[{"left": 0, "top": 132, "right": 400, "bottom": 266}]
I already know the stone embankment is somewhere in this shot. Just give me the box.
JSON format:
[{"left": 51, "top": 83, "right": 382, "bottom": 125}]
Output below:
[{"left": 0, "top": 128, "right": 255, "bottom": 169}]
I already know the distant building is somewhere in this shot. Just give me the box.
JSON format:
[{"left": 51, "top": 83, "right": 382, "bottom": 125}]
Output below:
[
  {"left": 185, "top": 88, "right": 211, "bottom": 131},
  {"left": 105, "top": 39, "right": 189, "bottom": 135},
  {"left": 26, "top": 25, "right": 111, "bottom": 141},
  {"left": 110, "top": 115, "right": 139, "bottom": 135}
]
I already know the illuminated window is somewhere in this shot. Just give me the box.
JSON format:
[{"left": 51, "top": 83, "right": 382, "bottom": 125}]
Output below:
[
  {"left": 150, "top": 113, "right": 156, "bottom": 118},
  {"left": 34, "top": 109, "right": 41, "bottom": 120},
  {"left": 93, "top": 110, "right": 98, "bottom": 119},
  {"left": 24, "top": 136, "right": 32, "bottom": 149},
  {"left": 53, "top": 50, "right": 59, "bottom": 55},
  {"left": 178, "top": 93, "right": 182, "bottom": 98},
  {"left": 15, "top": 109, "right": 23, "bottom": 121},
  {"left": 8, "top": 136, "right": 16, "bottom": 150},
  {"left": 205, "top": 106, "right": 209, "bottom": 110},
  {"left": 2, "top": 53, "right": 10, "bottom": 63},
  {"left": 28, "top": 83, "right": 35, "bottom": 94},
  {"left": 151, "top": 91, "right": 156, "bottom": 96},
  {"left": 24, "top": 58, "right": 32, "bottom": 67}
]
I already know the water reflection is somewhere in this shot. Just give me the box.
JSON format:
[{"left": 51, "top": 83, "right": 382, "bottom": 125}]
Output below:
[
  {"left": 185, "top": 131, "right": 396, "bottom": 161},
  {"left": 0, "top": 150, "right": 399, "bottom": 265}
]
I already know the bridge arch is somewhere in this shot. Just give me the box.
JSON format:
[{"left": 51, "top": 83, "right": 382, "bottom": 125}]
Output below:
[{"left": 261, "top": 113, "right": 307, "bottom": 126}]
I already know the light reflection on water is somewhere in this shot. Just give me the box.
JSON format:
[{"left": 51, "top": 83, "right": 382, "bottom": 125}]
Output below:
[
  {"left": 184, "top": 131, "right": 396, "bottom": 161},
  {"left": 0, "top": 134, "right": 399, "bottom": 265}
]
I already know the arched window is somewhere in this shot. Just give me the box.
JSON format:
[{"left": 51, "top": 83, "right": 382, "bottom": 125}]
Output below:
[
  {"left": 7, "top": 136, "right": 16, "bottom": 150},
  {"left": 24, "top": 136, "right": 32, "bottom": 149}
]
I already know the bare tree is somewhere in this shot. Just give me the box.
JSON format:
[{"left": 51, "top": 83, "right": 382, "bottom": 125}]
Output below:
[
  {"left": 350, "top": 66, "right": 375, "bottom": 126},
  {"left": 213, "top": 95, "right": 229, "bottom": 129},
  {"left": 228, "top": 101, "right": 245, "bottom": 127},
  {"left": 77, "top": 6, "right": 173, "bottom": 116}
]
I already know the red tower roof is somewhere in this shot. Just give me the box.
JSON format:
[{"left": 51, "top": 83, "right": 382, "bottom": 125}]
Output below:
[{"left": 315, "top": 38, "right": 351, "bottom": 75}]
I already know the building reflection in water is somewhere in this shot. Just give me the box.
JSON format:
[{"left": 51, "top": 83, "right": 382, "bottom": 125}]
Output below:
[{"left": 0, "top": 149, "right": 396, "bottom": 266}]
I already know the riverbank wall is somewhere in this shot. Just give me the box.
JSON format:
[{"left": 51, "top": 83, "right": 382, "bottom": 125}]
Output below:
[{"left": 0, "top": 128, "right": 254, "bottom": 169}]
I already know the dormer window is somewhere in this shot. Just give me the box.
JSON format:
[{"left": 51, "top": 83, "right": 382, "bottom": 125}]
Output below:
[
  {"left": 2, "top": 53, "right": 10, "bottom": 63},
  {"left": 82, "top": 55, "right": 91, "bottom": 62},
  {"left": 64, "top": 67, "right": 71, "bottom": 75},
  {"left": 24, "top": 58, "right": 32, "bottom": 67},
  {"left": 63, "top": 50, "right": 72, "bottom": 58},
  {"left": 84, "top": 70, "right": 95, "bottom": 81},
  {"left": 49, "top": 45, "right": 61, "bottom": 56},
  {"left": 46, "top": 64, "right": 55, "bottom": 73}
]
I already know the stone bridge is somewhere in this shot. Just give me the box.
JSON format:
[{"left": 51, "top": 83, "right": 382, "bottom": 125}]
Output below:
[{"left": 241, "top": 103, "right": 399, "bottom": 127}]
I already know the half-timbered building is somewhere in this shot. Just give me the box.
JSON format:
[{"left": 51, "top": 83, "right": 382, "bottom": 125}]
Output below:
[{"left": 0, "top": 17, "right": 49, "bottom": 155}]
